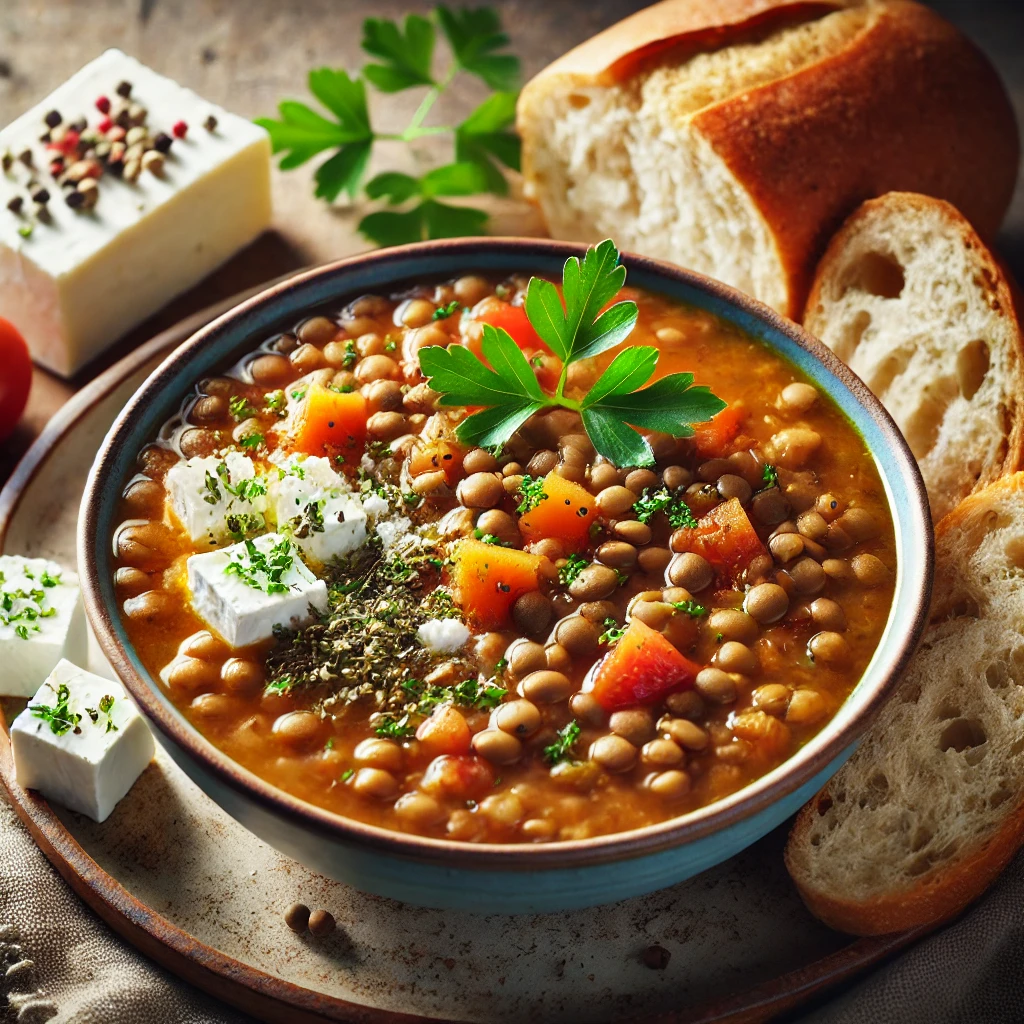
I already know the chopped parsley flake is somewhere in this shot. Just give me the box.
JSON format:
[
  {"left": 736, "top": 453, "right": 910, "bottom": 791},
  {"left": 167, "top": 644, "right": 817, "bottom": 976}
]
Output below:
[
  {"left": 228, "top": 395, "right": 258, "bottom": 421},
  {"left": 224, "top": 537, "right": 295, "bottom": 594},
  {"left": 2, "top": 582, "right": 58, "bottom": 637},
  {"left": 264, "top": 390, "right": 287, "bottom": 416},
  {"left": 558, "top": 553, "right": 588, "bottom": 588},
  {"left": 215, "top": 462, "right": 267, "bottom": 503},
  {"left": 671, "top": 599, "right": 707, "bottom": 618},
  {"left": 632, "top": 486, "right": 698, "bottom": 528},
  {"left": 85, "top": 694, "right": 118, "bottom": 733},
  {"left": 29, "top": 683, "right": 81, "bottom": 736},
  {"left": 340, "top": 768, "right": 355, "bottom": 782},
  {"left": 543, "top": 720, "right": 581, "bottom": 765},
  {"left": 432, "top": 299, "right": 461, "bottom": 320},
  {"left": 375, "top": 714, "right": 415, "bottom": 740},
  {"left": 264, "top": 675, "right": 295, "bottom": 696},
  {"left": 516, "top": 474, "right": 548, "bottom": 515},
  {"left": 761, "top": 463, "right": 779, "bottom": 488},
  {"left": 239, "top": 432, "right": 264, "bottom": 450},
  {"left": 599, "top": 617, "right": 626, "bottom": 644},
  {"left": 342, "top": 339, "right": 358, "bottom": 368},
  {"left": 290, "top": 501, "right": 325, "bottom": 539}
]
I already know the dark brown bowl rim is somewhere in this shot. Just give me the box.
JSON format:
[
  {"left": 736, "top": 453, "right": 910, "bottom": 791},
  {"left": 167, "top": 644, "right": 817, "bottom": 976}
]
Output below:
[{"left": 79, "top": 237, "right": 934, "bottom": 872}]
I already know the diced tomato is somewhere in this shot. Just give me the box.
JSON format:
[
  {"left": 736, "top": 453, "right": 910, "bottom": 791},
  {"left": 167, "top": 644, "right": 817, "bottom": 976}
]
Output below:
[
  {"left": 0, "top": 318, "right": 31, "bottom": 443},
  {"left": 416, "top": 704, "right": 471, "bottom": 757},
  {"left": 420, "top": 754, "right": 494, "bottom": 799},
  {"left": 408, "top": 439, "right": 465, "bottom": 486},
  {"left": 518, "top": 471, "right": 597, "bottom": 551},
  {"left": 693, "top": 402, "right": 746, "bottom": 458},
  {"left": 288, "top": 383, "right": 367, "bottom": 456},
  {"left": 590, "top": 618, "right": 700, "bottom": 711},
  {"left": 475, "top": 298, "right": 542, "bottom": 351},
  {"left": 676, "top": 498, "right": 766, "bottom": 576},
  {"left": 449, "top": 539, "right": 543, "bottom": 629}
]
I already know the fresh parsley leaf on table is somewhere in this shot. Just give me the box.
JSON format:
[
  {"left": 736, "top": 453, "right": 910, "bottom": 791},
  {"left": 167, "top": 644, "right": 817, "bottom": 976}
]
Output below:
[
  {"left": 419, "top": 240, "right": 726, "bottom": 467},
  {"left": 256, "top": 5, "right": 521, "bottom": 244}
]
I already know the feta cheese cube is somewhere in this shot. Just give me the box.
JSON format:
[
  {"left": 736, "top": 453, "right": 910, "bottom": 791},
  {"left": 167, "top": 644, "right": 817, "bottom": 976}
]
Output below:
[
  {"left": 11, "top": 659, "right": 155, "bottom": 822},
  {"left": 166, "top": 451, "right": 267, "bottom": 546},
  {"left": 272, "top": 455, "right": 367, "bottom": 565},
  {"left": 417, "top": 618, "right": 470, "bottom": 654},
  {"left": 0, "top": 556, "right": 86, "bottom": 698},
  {"left": 0, "top": 49, "right": 272, "bottom": 377},
  {"left": 187, "top": 533, "right": 327, "bottom": 647}
]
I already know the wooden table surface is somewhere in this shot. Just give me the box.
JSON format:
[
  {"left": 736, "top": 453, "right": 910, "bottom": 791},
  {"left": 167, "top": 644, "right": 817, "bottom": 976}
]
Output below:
[{"left": 1, "top": 0, "right": 1021, "bottom": 483}]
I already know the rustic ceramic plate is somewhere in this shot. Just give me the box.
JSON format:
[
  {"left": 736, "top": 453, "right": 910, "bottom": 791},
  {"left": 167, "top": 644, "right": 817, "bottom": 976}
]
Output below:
[{"left": 0, "top": 294, "right": 928, "bottom": 1023}]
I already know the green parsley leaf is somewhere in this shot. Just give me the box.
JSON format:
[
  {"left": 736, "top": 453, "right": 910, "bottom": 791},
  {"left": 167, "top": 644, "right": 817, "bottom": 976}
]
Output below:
[
  {"left": 454, "top": 91, "right": 520, "bottom": 195},
  {"left": 632, "top": 486, "right": 698, "bottom": 529},
  {"left": 436, "top": 5, "right": 520, "bottom": 91},
  {"left": 255, "top": 68, "right": 372, "bottom": 199},
  {"left": 264, "top": 675, "right": 296, "bottom": 696},
  {"left": 265, "top": 390, "right": 287, "bottom": 415},
  {"left": 239, "top": 432, "right": 264, "bottom": 450},
  {"left": 359, "top": 198, "right": 488, "bottom": 247},
  {"left": 525, "top": 239, "right": 636, "bottom": 363},
  {"left": 365, "top": 171, "right": 421, "bottom": 205},
  {"left": 341, "top": 768, "right": 355, "bottom": 782},
  {"left": 761, "top": 463, "right": 779, "bottom": 488},
  {"left": 543, "top": 720, "right": 581, "bottom": 765},
  {"left": 40, "top": 570, "right": 61, "bottom": 588},
  {"left": 361, "top": 14, "right": 436, "bottom": 92}
]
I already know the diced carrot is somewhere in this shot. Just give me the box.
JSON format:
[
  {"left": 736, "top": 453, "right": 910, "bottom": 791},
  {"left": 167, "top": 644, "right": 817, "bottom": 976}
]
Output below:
[
  {"left": 518, "top": 472, "right": 597, "bottom": 551},
  {"left": 449, "top": 539, "right": 543, "bottom": 629},
  {"left": 693, "top": 402, "right": 745, "bottom": 458},
  {"left": 420, "top": 754, "right": 495, "bottom": 799},
  {"left": 289, "top": 383, "right": 367, "bottom": 456},
  {"left": 416, "top": 704, "right": 471, "bottom": 757},
  {"left": 676, "top": 498, "right": 766, "bottom": 576},
  {"left": 590, "top": 618, "right": 700, "bottom": 711},
  {"left": 408, "top": 439, "right": 465, "bottom": 486}
]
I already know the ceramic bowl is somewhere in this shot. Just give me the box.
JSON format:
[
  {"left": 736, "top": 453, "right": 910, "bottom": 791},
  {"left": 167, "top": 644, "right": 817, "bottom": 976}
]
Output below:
[{"left": 79, "top": 238, "right": 933, "bottom": 913}]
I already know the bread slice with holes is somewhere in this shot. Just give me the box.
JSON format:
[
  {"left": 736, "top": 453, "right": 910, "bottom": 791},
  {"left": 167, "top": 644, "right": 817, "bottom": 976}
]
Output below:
[
  {"left": 803, "top": 192, "right": 1024, "bottom": 521},
  {"left": 517, "top": 0, "right": 1019, "bottom": 320},
  {"left": 785, "top": 473, "right": 1024, "bottom": 935}
]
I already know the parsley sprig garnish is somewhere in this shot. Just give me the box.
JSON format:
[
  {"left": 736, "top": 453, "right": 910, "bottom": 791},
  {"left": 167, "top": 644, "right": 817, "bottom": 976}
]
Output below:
[
  {"left": 401, "top": 675, "right": 506, "bottom": 714},
  {"left": 558, "top": 553, "right": 588, "bottom": 589},
  {"left": 255, "top": 6, "right": 520, "bottom": 244},
  {"left": 598, "top": 618, "right": 626, "bottom": 645},
  {"left": 29, "top": 683, "right": 81, "bottom": 736},
  {"left": 419, "top": 241, "right": 726, "bottom": 467},
  {"left": 516, "top": 474, "right": 547, "bottom": 514}
]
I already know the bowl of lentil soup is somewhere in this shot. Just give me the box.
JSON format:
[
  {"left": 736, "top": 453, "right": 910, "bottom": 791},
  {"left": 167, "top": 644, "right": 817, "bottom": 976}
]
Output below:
[{"left": 80, "top": 238, "right": 932, "bottom": 912}]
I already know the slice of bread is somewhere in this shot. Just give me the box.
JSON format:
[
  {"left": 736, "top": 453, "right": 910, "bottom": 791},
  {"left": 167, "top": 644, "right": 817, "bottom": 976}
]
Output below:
[
  {"left": 517, "top": 0, "right": 1019, "bottom": 319},
  {"left": 785, "top": 473, "right": 1024, "bottom": 935},
  {"left": 804, "top": 192, "right": 1024, "bottom": 522}
]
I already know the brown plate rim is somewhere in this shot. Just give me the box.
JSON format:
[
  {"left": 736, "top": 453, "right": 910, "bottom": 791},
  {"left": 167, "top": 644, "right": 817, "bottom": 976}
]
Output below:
[
  {"left": 77, "top": 237, "right": 935, "bottom": 871},
  {"left": 0, "top": 287, "right": 929, "bottom": 1024}
]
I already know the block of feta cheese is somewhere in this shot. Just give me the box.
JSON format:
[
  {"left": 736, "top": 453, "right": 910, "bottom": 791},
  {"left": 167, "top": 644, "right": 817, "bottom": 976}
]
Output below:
[
  {"left": 271, "top": 455, "right": 367, "bottom": 565},
  {"left": 166, "top": 451, "right": 267, "bottom": 547},
  {"left": 0, "top": 555, "right": 87, "bottom": 698},
  {"left": 187, "top": 532, "right": 327, "bottom": 648},
  {"left": 11, "top": 659, "right": 155, "bottom": 822},
  {"left": 0, "top": 48, "right": 271, "bottom": 376}
]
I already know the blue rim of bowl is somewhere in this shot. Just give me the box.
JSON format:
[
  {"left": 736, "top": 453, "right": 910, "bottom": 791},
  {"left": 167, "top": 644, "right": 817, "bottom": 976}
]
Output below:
[{"left": 78, "top": 237, "right": 934, "bottom": 871}]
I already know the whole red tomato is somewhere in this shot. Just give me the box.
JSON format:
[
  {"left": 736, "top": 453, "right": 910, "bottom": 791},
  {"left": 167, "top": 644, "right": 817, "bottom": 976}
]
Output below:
[{"left": 0, "top": 318, "right": 31, "bottom": 442}]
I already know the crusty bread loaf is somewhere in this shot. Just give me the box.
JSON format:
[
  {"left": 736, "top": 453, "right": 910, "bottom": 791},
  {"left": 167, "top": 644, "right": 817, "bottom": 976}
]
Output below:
[
  {"left": 785, "top": 473, "right": 1024, "bottom": 935},
  {"left": 517, "top": 0, "right": 1019, "bottom": 320},
  {"left": 803, "top": 192, "right": 1024, "bottom": 522}
]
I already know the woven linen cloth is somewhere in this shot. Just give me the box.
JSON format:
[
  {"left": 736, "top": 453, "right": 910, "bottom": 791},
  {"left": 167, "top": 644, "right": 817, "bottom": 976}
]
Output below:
[{"left": 3, "top": 777, "right": 1024, "bottom": 1023}]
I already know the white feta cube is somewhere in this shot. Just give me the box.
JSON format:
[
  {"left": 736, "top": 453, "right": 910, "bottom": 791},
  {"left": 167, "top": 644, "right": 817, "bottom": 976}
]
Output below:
[
  {"left": 417, "top": 618, "right": 470, "bottom": 654},
  {"left": 0, "top": 556, "right": 87, "bottom": 698},
  {"left": 187, "top": 532, "right": 327, "bottom": 647},
  {"left": 0, "top": 49, "right": 272, "bottom": 377},
  {"left": 376, "top": 516, "right": 414, "bottom": 551},
  {"left": 11, "top": 659, "right": 155, "bottom": 822},
  {"left": 166, "top": 451, "right": 267, "bottom": 546},
  {"left": 272, "top": 455, "right": 367, "bottom": 565}
]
